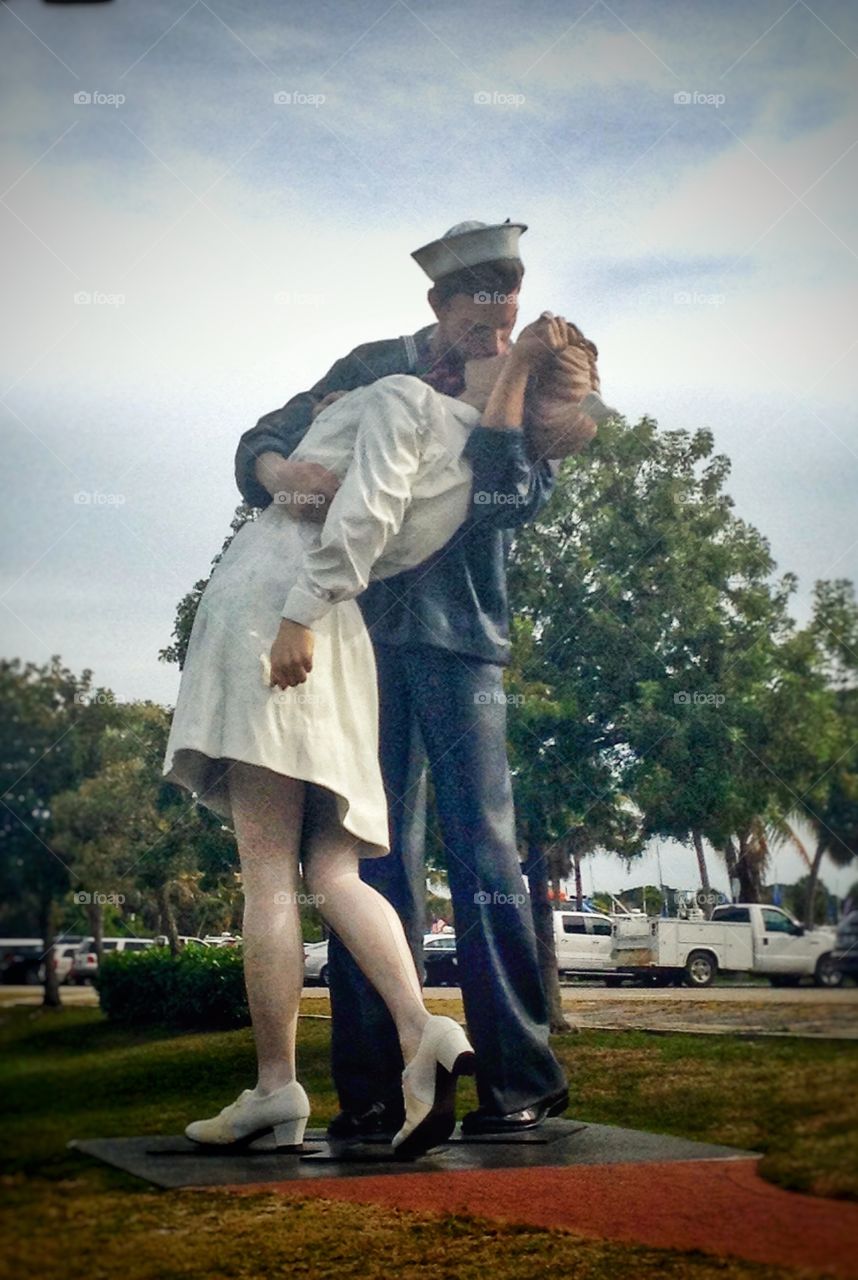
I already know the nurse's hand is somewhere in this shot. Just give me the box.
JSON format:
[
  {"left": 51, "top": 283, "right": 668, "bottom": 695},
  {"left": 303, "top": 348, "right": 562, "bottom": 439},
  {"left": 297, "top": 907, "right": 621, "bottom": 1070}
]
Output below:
[
  {"left": 269, "top": 619, "right": 314, "bottom": 688},
  {"left": 511, "top": 312, "right": 570, "bottom": 368},
  {"left": 542, "top": 344, "right": 597, "bottom": 402}
]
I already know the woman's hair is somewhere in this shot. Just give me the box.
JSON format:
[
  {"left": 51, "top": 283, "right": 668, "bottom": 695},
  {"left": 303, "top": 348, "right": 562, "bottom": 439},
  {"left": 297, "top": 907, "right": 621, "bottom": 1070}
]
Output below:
[{"left": 431, "top": 258, "right": 525, "bottom": 306}]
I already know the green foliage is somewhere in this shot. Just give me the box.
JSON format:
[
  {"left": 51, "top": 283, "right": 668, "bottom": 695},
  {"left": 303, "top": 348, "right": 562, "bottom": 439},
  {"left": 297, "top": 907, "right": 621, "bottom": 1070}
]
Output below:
[
  {"left": 0, "top": 657, "right": 127, "bottom": 994},
  {"left": 50, "top": 700, "right": 240, "bottom": 951},
  {"left": 97, "top": 944, "right": 249, "bottom": 1030},
  {"left": 506, "top": 417, "right": 858, "bottom": 900},
  {"left": 159, "top": 505, "right": 254, "bottom": 670},
  {"left": 785, "top": 875, "right": 834, "bottom": 926}
]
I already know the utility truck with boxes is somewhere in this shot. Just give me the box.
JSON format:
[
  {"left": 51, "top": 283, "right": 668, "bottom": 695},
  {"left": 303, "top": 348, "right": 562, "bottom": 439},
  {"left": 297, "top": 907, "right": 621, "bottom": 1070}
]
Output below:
[{"left": 610, "top": 903, "right": 841, "bottom": 988}]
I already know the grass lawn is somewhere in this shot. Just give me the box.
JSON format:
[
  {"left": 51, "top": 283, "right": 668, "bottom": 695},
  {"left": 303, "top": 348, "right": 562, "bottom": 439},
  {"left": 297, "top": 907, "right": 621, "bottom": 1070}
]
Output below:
[{"left": 1, "top": 999, "right": 855, "bottom": 1280}]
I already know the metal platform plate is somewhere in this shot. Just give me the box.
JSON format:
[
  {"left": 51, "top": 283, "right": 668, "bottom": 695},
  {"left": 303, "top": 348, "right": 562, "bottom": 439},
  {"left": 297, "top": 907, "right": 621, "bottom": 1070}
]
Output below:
[{"left": 70, "top": 1119, "right": 757, "bottom": 1189}]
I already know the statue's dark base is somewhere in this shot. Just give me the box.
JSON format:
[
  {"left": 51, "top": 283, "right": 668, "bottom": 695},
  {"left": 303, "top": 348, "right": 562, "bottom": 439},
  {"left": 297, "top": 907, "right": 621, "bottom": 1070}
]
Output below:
[{"left": 69, "top": 1119, "right": 755, "bottom": 1190}]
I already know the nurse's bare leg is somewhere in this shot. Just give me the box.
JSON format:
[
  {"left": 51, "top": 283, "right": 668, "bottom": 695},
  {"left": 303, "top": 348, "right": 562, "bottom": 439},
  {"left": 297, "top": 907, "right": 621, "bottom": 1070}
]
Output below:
[
  {"left": 303, "top": 786, "right": 430, "bottom": 1062},
  {"left": 227, "top": 761, "right": 306, "bottom": 1093}
]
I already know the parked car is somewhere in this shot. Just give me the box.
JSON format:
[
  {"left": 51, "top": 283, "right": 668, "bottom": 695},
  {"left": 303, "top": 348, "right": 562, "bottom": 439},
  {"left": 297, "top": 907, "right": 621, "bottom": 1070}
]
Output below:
[
  {"left": 70, "top": 936, "right": 157, "bottom": 984},
  {"left": 832, "top": 911, "right": 858, "bottom": 983},
  {"left": 423, "top": 933, "right": 459, "bottom": 986},
  {"left": 202, "top": 933, "right": 241, "bottom": 947},
  {"left": 302, "top": 934, "right": 463, "bottom": 989},
  {"left": 299, "top": 914, "right": 634, "bottom": 991},
  {"left": 49, "top": 938, "right": 87, "bottom": 985},
  {"left": 419, "top": 914, "right": 630, "bottom": 988},
  {"left": 303, "top": 939, "right": 329, "bottom": 986},
  {"left": 612, "top": 903, "right": 841, "bottom": 988},
  {"left": 151, "top": 935, "right": 210, "bottom": 949},
  {"left": 0, "top": 938, "right": 45, "bottom": 985}
]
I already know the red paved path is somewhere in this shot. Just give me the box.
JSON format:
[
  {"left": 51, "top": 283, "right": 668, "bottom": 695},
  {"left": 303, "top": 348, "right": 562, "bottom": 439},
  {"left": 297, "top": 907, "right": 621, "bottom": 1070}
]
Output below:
[{"left": 220, "top": 1158, "right": 858, "bottom": 1277}]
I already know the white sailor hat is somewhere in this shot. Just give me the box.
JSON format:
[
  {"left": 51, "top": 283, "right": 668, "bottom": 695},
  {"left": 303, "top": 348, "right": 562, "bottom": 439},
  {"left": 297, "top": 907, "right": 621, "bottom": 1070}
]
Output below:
[{"left": 411, "top": 219, "right": 527, "bottom": 282}]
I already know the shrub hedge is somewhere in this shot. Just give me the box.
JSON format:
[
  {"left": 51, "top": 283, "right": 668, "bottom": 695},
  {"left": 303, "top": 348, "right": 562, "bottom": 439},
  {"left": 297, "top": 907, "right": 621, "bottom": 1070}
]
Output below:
[{"left": 97, "top": 944, "right": 250, "bottom": 1030}]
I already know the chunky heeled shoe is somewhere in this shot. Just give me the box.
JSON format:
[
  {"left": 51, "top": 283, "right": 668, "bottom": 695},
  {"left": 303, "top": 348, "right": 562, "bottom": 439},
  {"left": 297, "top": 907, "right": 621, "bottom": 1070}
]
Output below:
[
  {"left": 184, "top": 1080, "right": 310, "bottom": 1150},
  {"left": 392, "top": 1015, "right": 476, "bottom": 1161}
]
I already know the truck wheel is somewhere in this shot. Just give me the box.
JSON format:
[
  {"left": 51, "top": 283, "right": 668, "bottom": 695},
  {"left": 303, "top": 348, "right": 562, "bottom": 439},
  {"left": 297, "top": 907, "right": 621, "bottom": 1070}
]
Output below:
[
  {"left": 319, "top": 966, "right": 329, "bottom": 988},
  {"left": 814, "top": 955, "right": 843, "bottom": 989},
  {"left": 684, "top": 951, "right": 716, "bottom": 988}
]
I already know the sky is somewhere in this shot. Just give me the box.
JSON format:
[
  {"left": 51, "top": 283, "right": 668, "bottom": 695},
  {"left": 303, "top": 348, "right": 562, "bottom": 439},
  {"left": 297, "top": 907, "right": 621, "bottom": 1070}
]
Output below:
[{"left": 1, "top": 0, "right": 857, "bottom": 898}]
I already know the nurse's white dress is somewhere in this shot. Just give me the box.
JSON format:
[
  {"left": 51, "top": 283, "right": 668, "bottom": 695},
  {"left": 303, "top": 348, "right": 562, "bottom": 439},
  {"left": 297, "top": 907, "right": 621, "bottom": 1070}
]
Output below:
[{"left": 162, "top": 375, "right": 481, "bottom": 858}]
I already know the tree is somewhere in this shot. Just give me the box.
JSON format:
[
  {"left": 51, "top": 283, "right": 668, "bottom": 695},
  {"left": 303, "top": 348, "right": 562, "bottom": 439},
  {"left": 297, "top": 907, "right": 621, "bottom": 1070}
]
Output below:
[
  {"left": 51, "top": 765, "right": 135, "bottom": 961},
  {"left": 793, "top": 582, "right": 858, "bottom": 923},
  {"left": 507, "top": 415, "right": 855, "bottom": 914},
  {"left": 53, "top": 702, "right": 239, "bottom": 956},
  {"left": 505, "top": 616, "right": 644, "bottom": 1032},
  {"left": 0, "top": 659, "right": 120, "bottom": 1007},
  {"left": 159, "top": 506, "right": 254, "bottom": 670},
  {"left": 794, "top": 689, "right": 858, "bottom": 926},
  {"left": 789, "top": 874, "right": 834, "bottom": 927}
]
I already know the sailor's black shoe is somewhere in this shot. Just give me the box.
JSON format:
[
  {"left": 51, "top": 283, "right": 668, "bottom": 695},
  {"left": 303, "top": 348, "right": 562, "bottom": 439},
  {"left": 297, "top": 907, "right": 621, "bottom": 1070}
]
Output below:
[
  {"left": 326, "top": 1099, "right": 405, "bottom": 1141},
  {"left": 460, "top": 1087, "right": 569, "bottom": 1136}
]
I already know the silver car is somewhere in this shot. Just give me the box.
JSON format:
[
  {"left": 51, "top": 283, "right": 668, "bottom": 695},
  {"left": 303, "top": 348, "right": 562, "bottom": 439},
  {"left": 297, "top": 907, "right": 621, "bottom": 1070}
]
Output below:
[
  {"left": 303, "top": 939, "right": 329, "bottom": 986},
  {"left": 70, "top": 936, "right": 156, "bottom": 983},
  {"left": 50, "top": 940, "right": 85, "bottom": 985}
]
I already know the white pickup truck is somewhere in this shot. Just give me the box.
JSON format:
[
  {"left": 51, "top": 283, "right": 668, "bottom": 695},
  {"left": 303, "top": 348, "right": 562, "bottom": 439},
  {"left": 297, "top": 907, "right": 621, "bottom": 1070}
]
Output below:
[
  {"left": 553, "top": 909, "right": 624, "bottom": 983},
  {"left": 610, "top": 903, "right": 842, "bottom": 988}
]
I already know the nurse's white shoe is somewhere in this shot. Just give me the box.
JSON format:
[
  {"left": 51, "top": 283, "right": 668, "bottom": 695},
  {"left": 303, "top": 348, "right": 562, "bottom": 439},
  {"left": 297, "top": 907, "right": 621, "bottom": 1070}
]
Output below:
[
  {"left": 184, "top": 1080, "right": 310, "bottom": 1150},
  {"left": 392, "top": 1015, "right": 475, "bottom": 1161}
]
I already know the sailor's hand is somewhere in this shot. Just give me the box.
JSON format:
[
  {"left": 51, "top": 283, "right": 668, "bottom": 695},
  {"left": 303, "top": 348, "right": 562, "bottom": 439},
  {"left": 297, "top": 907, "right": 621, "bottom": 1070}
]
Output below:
[
  {"left": 511, "top": 312, "right": 570, "bottom": 369},
  {"left": 311, "top": 390, "right": 348, "bottom": 420},
  {"left": 269, "top": 619, "right": 315, "bottom": 688},
  {"left": 270, "top": 460, "right": 340, "bottom": 523}
]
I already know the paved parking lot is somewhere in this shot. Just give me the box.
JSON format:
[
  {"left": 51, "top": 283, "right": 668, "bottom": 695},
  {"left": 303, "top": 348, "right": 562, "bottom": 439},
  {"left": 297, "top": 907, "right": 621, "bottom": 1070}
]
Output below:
[
  {"left": 556, "top": 984, "right": 858, "bottom": 1038},
  {"left": 0, "top": 984, "right": 103, "bottom": 1008},
  {"left": 4, "top": 982, "right": 857, "bottom": 1038}
]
